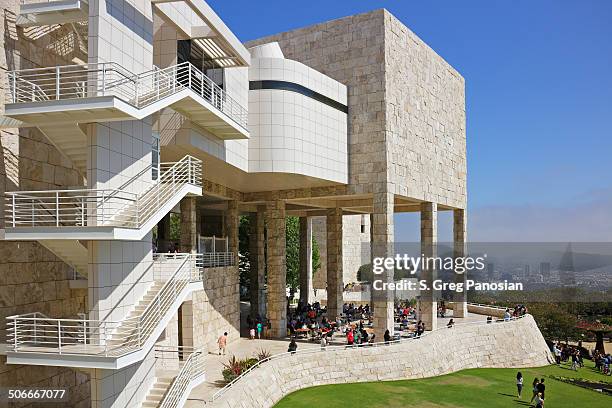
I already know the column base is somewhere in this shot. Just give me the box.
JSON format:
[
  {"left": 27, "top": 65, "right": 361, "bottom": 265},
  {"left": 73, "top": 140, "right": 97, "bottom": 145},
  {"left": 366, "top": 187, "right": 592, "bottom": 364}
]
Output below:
[
  {"left": 453, "top": 301, "right": 468, "bottom": 318},
  {"left": 372, "top": 300, "right": 394, "bottom": 340},
  {"left": 419, "top": 300, "right": 438, "bottom": 331}
]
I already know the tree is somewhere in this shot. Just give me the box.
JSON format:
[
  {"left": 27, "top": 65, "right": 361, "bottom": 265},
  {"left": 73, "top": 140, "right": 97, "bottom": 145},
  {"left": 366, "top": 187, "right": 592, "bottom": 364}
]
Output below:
[
  {"left": 285, "top": 216, "right": 300, "bottom": 290},
  {"left": 527, "top": 303, "right": 580, "bottom": 342},
  {"left": 576, "top": 320, "right": 611, "bottom": 354},
  {"left": 238, "top": 215, "right": 250, "bottom": 288}
]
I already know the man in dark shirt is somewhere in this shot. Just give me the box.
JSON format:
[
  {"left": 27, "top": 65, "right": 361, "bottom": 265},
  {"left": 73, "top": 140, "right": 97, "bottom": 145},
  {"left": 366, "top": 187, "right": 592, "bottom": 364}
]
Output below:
[{"left": 536, "top": 378, "right": 545, "bottom": 399}]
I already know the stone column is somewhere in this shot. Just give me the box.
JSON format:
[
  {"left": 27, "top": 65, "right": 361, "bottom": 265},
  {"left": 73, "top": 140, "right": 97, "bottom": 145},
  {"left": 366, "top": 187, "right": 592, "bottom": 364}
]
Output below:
[
  {"left": 249, "top": 209, "right": 266, "bottom": 319},
  {"left": 157, "top": 213, "right": 171, "bottom": 252},
  {"left": 265, "top": 200, "right": 287, "bottom": 338},
  {"left": 326, "top": 209, "right": 343, "bottom": 319},
  {"left": 180, "top": 197, "right": 197, "bottom": 253},
  {"left": 419, "top": 202, "right": 438, "bottom": 331},
  {"left": 453, "top": 208, "right": 468, "bottom": 318},
  {"left": 299, "top": 217, "right": 313, "bottom": 305},
  {"left": 371, "top": 192, "right": 394, "bottom": 339},
  {"left": 225, "top": 200, "right": 239, "bottom": 258}
]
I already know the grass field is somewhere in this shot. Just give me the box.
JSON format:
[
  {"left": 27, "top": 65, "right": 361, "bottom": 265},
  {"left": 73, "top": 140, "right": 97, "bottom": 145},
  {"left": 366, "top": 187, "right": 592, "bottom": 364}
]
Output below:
[{"left": 274, "top": 360, "right": 611, "bottom": 407}]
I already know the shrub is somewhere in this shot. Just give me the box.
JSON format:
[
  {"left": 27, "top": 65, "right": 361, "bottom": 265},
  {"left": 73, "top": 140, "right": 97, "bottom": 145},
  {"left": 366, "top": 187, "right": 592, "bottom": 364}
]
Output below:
[{"left": 256, "top": 349, "right": 271, "bottom": 361}]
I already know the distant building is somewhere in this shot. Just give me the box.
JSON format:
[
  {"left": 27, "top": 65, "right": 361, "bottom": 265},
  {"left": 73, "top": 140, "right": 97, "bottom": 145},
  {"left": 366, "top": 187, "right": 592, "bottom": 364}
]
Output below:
[
  {"left": 540, "top": 262, "right": 551, "bottom": 279},
  {"left": 559, "top": 243, "right": 577, "bottom": 285}
]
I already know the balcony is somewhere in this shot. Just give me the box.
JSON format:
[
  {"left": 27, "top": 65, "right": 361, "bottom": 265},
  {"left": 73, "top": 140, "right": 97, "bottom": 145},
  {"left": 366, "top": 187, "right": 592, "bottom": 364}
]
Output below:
[
  {"left": 16, "top": 0, "right": 89, "bottom": 27},
  {"left": 4, "top": 62, "right": 249, "bottom": 140},
  {"left": 3, "top": 156, "right": 202, "bottom": 240}
]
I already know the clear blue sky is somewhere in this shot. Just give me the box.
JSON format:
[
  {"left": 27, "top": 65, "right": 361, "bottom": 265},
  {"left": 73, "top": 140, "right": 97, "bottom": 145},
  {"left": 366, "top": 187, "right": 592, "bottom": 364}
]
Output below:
[{"left": 209, "top": 0, "right": 612, "bottom": 241}]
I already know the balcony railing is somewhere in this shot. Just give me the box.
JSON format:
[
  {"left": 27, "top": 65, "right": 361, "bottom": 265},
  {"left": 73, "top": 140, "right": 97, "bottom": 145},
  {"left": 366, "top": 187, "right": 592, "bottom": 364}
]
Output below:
[
  {"left": 4, "top": 155, "right": 201, "bottom": 229},
  {"left": 201, "top": 252, "right": 235, "bottom": 268},
  {"left": 6, "top": 253, "right": 202, "bottom": 357},
  {"left": 6, "top": 61, "right": 248, "bottom": 130}
]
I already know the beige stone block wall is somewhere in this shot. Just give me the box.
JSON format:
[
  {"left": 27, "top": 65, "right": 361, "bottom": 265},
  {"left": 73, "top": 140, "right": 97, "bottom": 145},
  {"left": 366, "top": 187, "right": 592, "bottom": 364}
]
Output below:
[
  {"left": 195, "top": 266, "right": 240, "bottom": 354},
  {"left": 214, "top": 315, "right": 554, "bottom": 408},
  {"left": 246, "top": 9, "right": 467, "bottom": 209}
]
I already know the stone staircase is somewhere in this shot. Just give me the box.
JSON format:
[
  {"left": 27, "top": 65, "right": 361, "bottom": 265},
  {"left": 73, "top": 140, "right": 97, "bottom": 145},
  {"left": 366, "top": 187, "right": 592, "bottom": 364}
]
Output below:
[{"left": 141, "top": 376, "right": 174, "bottom": 408}]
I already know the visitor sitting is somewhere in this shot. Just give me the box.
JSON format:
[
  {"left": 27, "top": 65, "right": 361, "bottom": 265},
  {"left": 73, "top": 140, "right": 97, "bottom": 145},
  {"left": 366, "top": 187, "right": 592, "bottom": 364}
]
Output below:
[
  {"left": 288, "top": 338, "right": 298, "bottom": 354},
  {"left": 447, "top": 319, "right": 455, "bottom": 328}
]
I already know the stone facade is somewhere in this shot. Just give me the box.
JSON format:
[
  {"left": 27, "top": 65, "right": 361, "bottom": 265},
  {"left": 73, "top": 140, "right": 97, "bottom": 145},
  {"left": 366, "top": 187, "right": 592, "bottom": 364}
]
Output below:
[
  {"left": 245, "top": 9, "right": 466, "bottom": 208},
  {"left": 213, "top": 315, "right": 554, "bottom": 408}
]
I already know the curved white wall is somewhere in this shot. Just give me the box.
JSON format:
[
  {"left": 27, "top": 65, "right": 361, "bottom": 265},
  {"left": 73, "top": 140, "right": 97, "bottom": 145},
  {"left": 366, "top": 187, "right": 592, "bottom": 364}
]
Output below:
[{"left": 248, "top": 54, "right": 348, "bottom": 184}]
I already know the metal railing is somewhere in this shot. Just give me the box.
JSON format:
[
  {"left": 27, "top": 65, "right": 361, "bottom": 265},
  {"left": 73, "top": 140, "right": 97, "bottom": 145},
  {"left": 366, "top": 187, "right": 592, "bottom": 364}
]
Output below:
[
  {"left": 4, "top": 155, "right": 201, "bottom": 228},
  {"left": 201, "top": 252, "right": 235, "bottom": 268},
  {"left": 210, "top": 315, "right": 529, "bottom": 402},
  {"left": 6, "top": 253, "right": 203, "bottom": 357},
  {"left": 6, "top": 61, "right": 248, "bottom": 130},
  {"left": 158, "top": 348, "right": 205, "bottom": 408}
]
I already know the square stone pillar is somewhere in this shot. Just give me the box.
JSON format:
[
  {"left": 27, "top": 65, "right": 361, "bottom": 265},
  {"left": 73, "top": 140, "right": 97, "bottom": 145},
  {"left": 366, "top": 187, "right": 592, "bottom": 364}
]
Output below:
[
  {"left": 419, "top": 201, "right": 438, "bottom": 331},
  {"left": 326, "top": 209, "right": 343, "bottom": 319},
  {"left": 371, "top": 192, "right": 394, "bottom": 339},
  {"left": 453, "top": 208, "right": 468, "bottom": 318},
  {"left": 180, "top": 197, "right": 197, "bottom": 253},
  {"left": 249, "top": 209, "right": 266, "bottom": 319},
  {"left": 225, "top": 199, "right": 239, "bottom": 258},
  {"left": 299, "top": 216, "right": 313, "bottom": 305},
  {"left": 265, "top": 200, "right": 287, "bottom": 338}
]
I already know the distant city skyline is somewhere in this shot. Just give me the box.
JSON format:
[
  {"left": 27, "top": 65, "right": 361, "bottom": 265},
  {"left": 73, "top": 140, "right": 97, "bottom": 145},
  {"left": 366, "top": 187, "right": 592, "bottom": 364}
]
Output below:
[{"left": 210, "top": 0, "right": 612, "bottom": 241}]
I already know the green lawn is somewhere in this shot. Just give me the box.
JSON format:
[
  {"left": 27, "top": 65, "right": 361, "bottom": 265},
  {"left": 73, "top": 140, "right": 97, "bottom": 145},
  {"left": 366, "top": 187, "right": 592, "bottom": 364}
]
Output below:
[{"left": 275, "top": 361, "right": 611, "bottom": 407}]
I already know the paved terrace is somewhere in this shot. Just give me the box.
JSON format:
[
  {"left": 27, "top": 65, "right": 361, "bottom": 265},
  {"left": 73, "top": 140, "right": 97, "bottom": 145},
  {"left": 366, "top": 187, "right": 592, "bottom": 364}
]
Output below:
[{"left": 184, "top": 310, "right": 486, "bottom": 406}]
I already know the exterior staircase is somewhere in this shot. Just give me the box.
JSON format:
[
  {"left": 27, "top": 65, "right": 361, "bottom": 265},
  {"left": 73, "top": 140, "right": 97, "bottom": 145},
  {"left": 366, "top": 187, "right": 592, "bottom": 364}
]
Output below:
[
  {"left": 141, "top": 377, "right": 173, "bottom": 408},
  {"left": 3, "top": 155, "right": 202, "bottom": 240},
  {"left": 5, "top": 253, "right": 205, "bottom": 369},
  {"left": 4, "top": 61, "right": 248, "bottom": 140},
  {"left": 39, "top": 123, "right": 87, "bottom": 174},
  {"left": 39, "top": 239, "right": 87, "bottom": 277}
]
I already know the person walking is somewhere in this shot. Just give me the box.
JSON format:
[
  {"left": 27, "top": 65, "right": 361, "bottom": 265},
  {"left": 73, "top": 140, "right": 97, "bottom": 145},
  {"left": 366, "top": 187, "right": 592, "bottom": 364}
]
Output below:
[
  {"left": 256, "top": 321, "right": 263, "bottom": 339},
  {"left": 384, "top": 329, "right": 391, "bottom": 344},
  {"left": 530, "top": 378, "right": 540, "bottom": 403},
  {"left": 516, "top": 372, "right": 523, "bottom": 399},
  {"left": 217, "top": 332, "right": 228, "bottom": 355},
  {"left": 534, "top": 392, "right": 545, "bottom": 408},
  {"left": 320, "top": 335, "right": 327, "bottom": 350},
  {"left": 536, "top": 378, "right": 546, "bottom": 399},
  {"left": 571, "top": 350, "right": 579, "bottom": 371}
]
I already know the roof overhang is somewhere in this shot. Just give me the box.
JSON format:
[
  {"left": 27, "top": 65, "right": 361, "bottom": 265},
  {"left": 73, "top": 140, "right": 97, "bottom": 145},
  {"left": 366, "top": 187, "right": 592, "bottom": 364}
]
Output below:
[{"left": 152, "top": 0, "right": 250, "bottom": 68}]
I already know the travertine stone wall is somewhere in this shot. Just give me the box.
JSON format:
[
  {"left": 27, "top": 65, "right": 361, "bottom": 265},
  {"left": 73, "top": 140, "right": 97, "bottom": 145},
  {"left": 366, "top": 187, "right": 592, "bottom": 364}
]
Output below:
[
  {"left": 196, "top": 266, "right": 240, "bottom": 353},
  {"left": 0, "top": 2, "right": 90, "bottom": 405},
  {"left": 265, "top": 200, "right": 287, "bottom": 338},
  {"left": 326, "top": 209, "right": 343, "bottom": 319},
  {"left": 246, "top": 9, "right": 466, "bottom": 209},
  {"left": 384, "top": 12, "right": 466, "bottom": 208},
  {"left": 213, "top": 315, "right": 554, "bottom": 408}
]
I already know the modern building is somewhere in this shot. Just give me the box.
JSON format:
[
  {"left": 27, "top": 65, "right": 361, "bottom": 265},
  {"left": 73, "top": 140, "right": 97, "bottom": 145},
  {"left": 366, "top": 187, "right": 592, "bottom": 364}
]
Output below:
[{"left": 0, "top": 1, "right": 467, "bottom": 407}]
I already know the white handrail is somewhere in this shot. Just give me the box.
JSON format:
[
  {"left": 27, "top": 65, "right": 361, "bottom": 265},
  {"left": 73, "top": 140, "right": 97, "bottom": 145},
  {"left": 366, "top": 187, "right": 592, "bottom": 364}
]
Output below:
[
  {"left": 6, "top": 61, "right": 248, "bottom": 130},
  {"left": 158, "top": 349, "right": 205, "bottom": 408},
  {"left": 210, "top": 315, "right": 529, "bottom": 402},
  {"left": 6, "top": 253, "right": 203, "bottom": 357},
  {"left": 5, "top": 155, "right": 201, "bottom": 228}
]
